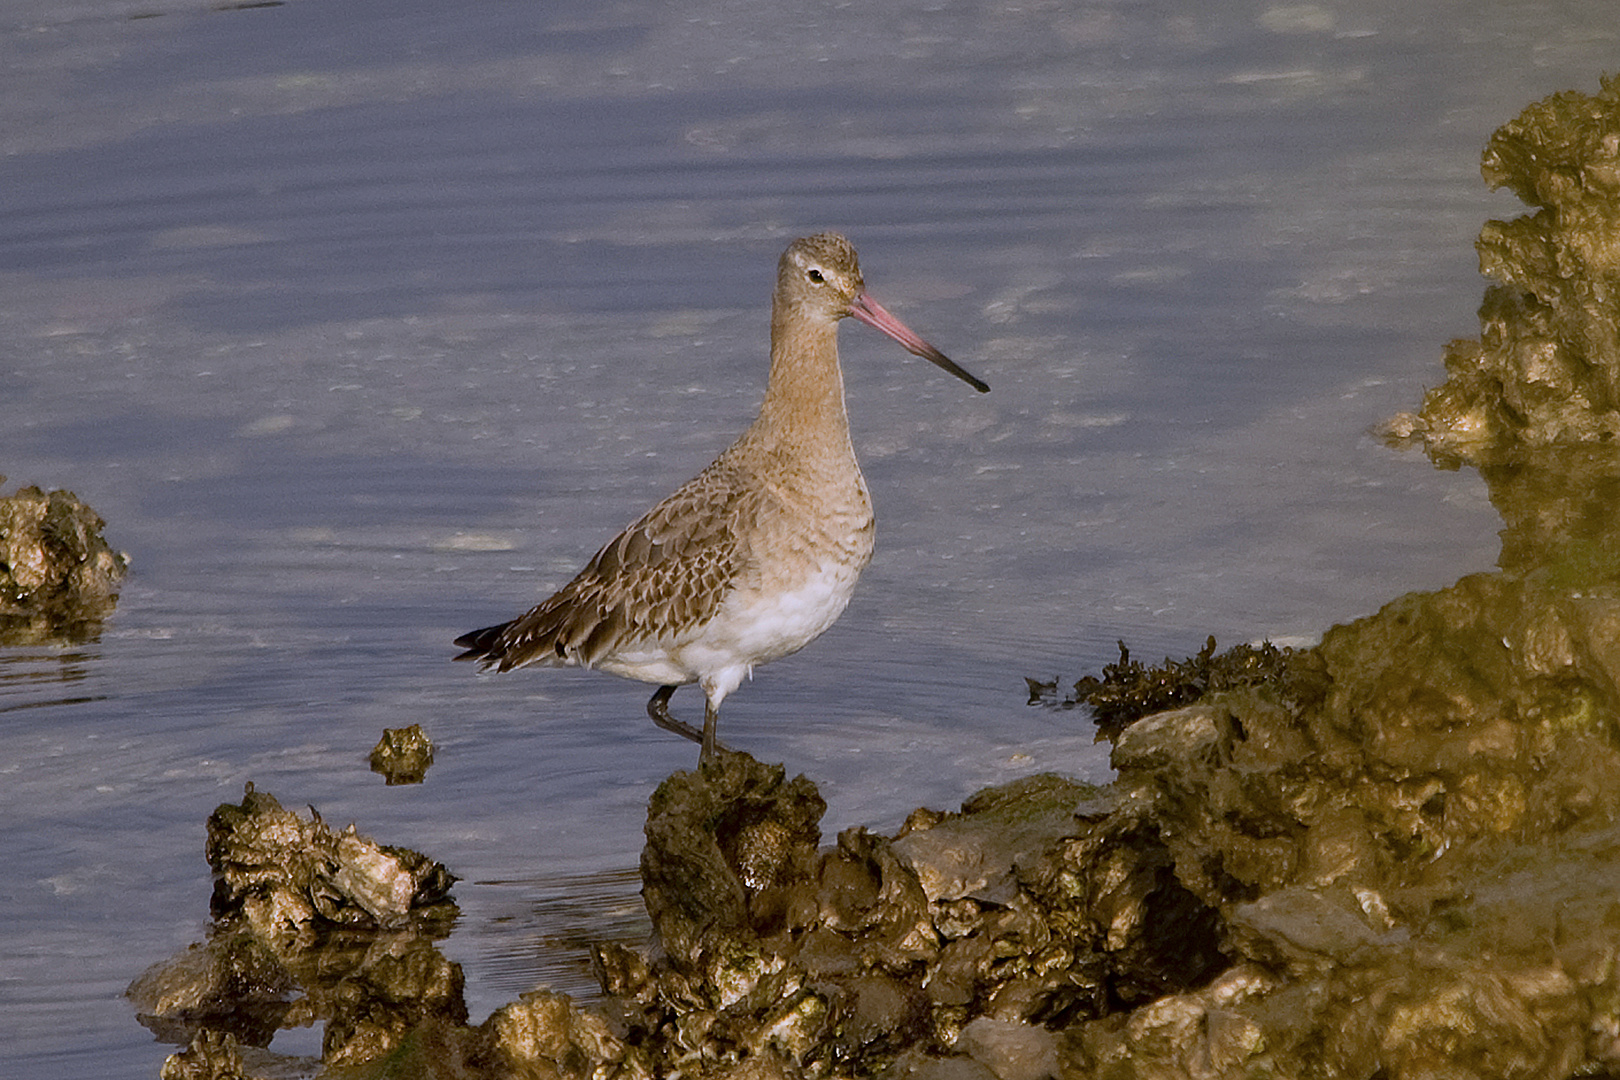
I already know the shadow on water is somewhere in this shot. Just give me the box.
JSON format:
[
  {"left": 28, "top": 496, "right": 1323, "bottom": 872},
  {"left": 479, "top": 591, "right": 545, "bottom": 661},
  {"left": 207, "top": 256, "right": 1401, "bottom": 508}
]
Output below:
[{"left": 120, "top": 75, "right": 1620, "bottom": 1079}]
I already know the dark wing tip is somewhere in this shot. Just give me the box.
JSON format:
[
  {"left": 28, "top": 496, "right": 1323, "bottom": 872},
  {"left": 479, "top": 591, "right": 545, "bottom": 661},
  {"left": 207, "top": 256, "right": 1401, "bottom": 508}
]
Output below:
[{"left": 453, "top": 621, "right": 511, "bottom": 662}]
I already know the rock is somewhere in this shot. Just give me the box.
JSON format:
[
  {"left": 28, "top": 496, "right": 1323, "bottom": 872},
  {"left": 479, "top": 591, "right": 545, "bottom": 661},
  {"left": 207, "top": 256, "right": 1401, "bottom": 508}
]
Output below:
[
  {"left": 1108, "top": 704, "right": 1222, "bottom": 774},
  {"left": 885, "top": 1048, "right": 1001, "bottom": 1080},
  {"left": 483, "top": 989, "right": 642, "bottom": 1080},
  {"left": 892, "top": 774, "right": 1094, "bottom": 905},
  {"left": 205, "top": 783, "right": 458, "bottom": 934},
  {"left": 158, "top": 1029, "right": 246, "bottom": 1080},
  {"left": 127, "top": 931, "right": 294, "bottom": 1046},
  {"left": 315, "top": 932, "right": 469, "bottom": 1065},
  {"left": 0, "top": 481, "right": 127, "bottom": 644},
  {"left": 369, "top": 723, "right": 435, "bottom": 785},
  {"left": 591, "top": 760, "right": 1234, "bottom": 1077},
  {"left": 1068, "top": 965, "right": 1278, "bottom": 1079},
  {"left": 135, "top": 784, "right": 470, "bottom": 1071},
  {"left": 952, "top": 1016, "right": 1059, "bottom": 1080},
  {"left": 640, "top": 752, "right": 825, "bottom": 971},
  {"left": 1408, "top": 73, "right": 1620, "bottom": 462},
  {"left": 1225, "top": 885, "right": 1406, "bottom": 973}
]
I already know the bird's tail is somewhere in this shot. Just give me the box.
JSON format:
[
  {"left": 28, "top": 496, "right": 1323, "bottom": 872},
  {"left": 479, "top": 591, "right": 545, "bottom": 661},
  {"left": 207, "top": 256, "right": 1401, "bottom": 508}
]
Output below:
[{"left": 452, "top": 621, "right": 512, "bottom": 664}]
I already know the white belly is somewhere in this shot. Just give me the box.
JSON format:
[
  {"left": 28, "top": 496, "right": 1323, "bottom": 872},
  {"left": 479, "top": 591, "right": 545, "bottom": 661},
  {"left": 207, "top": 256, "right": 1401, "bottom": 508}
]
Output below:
[
  {"left": 697, "top": 557, "right": 865, "bottom": 667},
  {"left": 596, "top": 555, "right": 866, "bottom": 700},
  {"left": 593, "top": 464, "right": 876, "bottom": 705}
]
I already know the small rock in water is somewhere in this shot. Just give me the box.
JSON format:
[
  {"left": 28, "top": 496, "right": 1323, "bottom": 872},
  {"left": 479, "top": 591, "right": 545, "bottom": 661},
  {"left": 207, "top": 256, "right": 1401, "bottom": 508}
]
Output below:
[
  {"left": 369, "top": 723, "right": 435, "bottom": 784},
  {"left": 0, "top": 480, "right": 127, "bottom": 645},
  {"left": 126, "top": 931, "right": 294, "bottom": 1047}
]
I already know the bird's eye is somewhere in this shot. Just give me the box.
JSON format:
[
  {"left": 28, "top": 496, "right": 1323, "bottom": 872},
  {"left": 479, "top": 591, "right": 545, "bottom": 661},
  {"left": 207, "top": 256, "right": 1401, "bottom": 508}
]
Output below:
[{"left": 806, "top": 267, "right": 825, "bottom": 284}]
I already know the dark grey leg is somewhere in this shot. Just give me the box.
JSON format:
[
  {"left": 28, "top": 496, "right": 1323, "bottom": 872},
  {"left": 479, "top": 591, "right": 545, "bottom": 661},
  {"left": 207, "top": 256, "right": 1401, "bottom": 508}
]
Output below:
[
  {"left": 701, "top": 698, "right": 719, "bottom": 763},
  {"left": 646, "top": 685, "right": 730, "bottom": 757},
  {"left": 647, "top": 685, "right": 703, "bottom": 744}
]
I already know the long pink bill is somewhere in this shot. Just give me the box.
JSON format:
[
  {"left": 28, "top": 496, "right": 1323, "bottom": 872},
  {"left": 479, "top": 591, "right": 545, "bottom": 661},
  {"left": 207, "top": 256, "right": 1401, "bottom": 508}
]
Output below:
[{"left": 848, "top": 292, "right": 989, "bottom": 393}]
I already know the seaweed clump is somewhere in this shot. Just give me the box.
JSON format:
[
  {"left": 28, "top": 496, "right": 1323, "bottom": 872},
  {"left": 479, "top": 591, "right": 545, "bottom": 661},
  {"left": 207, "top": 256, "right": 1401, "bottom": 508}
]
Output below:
[{"left": 1028, "top": 636, "right": 1320, "bottom": 739}]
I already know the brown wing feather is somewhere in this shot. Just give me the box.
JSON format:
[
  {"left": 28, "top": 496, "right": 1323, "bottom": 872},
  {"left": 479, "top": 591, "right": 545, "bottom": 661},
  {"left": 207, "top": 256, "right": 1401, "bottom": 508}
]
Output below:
[{"left": 456, "top": 455, "right": 765, "bottom": 672}]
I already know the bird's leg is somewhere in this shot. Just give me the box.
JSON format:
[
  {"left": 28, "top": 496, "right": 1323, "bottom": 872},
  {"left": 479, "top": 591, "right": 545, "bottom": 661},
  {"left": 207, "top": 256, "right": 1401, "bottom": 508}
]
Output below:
[
  {"left": 646, "top": 685, "right": 731, "bottom": 756},
  {"left": 701, "top": 698, "right": 719, "bottom": 763},
  {"left": 647, "top": 685, "right": 703, "bottom": 744}
]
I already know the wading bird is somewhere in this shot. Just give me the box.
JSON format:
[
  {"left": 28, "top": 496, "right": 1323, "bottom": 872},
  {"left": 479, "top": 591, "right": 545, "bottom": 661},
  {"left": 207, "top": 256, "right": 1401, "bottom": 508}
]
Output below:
[{"left": 454, "top": 233, "right": 987, "bottom": 760}]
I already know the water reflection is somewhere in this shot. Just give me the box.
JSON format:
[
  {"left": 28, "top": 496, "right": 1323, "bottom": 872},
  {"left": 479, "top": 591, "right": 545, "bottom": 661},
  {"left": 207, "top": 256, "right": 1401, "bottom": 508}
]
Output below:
[
  {"left": 471, "top": 868, "right": 647, "bottom": 1004},
  {"left": 0, "top": 650, "right": 105, "bottom": 713}
]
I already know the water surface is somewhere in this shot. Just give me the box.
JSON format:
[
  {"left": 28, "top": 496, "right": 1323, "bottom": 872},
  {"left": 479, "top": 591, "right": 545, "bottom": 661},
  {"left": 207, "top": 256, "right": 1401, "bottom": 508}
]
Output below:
[{"left": 3, "top": 0, "right": 1614, "bottom": 1073}]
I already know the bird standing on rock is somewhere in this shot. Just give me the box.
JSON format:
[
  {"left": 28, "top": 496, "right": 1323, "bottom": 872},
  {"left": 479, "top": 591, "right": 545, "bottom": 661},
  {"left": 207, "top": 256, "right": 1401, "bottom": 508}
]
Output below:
[{"left": 454, "top": 233, "right": 988, "bottom": 761}]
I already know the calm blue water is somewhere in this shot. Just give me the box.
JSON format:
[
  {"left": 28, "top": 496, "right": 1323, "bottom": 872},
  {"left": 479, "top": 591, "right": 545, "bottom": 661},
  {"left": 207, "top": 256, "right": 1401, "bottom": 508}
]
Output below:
[{"left": 3, "top": 0, "right": 1612, "bottom": 1074}]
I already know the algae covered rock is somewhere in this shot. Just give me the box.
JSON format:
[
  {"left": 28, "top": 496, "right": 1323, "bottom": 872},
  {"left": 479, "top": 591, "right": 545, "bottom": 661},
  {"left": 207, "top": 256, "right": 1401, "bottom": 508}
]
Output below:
[
  {"left": 0, "top": 480, "right": 127, "bottom": 644},
  {"left": 1403, "top": 74, "right": 1620, "bottom": 461},
  {"left": 598, "top": 754, "right": 1225, "bottom": 1077},
  {"left": 1013, "top": 575, "right": 1620, "bottom": 1079},
  {"left": 369, "top": 723, "right": 436, "bottom": 785},
  {"left": 157, "top": 1029, "right": 249, "bottom": 1080},
  {"left": 1031, "top": 75, "right": 1620, "bottom": 1079},
  {"left": 126, "top": 930, "right": 295, "bottom": 1048},
  {"left": 640, "top": 752, "right": 826, "bottom": 972},
  {"left": 135, "top": 782, "right": 692, "bottom": 1079},
  {"left": 205, "top": 783, "right": 458, "bottom": 933},
  {"left": 134, "top": 784, "right": 470, "bottom": 1073},
  {"left": 1057, "top": 563, "right": 1620, "bottom": 1078},
  {"left": 483, "top": 989, "right": 646, "bottom": 1080}
]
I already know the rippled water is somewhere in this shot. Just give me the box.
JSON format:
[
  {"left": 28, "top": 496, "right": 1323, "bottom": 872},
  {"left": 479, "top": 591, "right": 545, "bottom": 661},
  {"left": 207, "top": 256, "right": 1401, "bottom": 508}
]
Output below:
[{"left": 3, "top": 0, "right": 1615, "bottom": 1073}]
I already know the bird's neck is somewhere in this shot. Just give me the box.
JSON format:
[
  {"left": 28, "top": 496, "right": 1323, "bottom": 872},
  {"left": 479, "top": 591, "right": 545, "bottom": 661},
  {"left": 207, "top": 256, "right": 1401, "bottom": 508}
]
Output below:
[{"left": 752, "top": 308, "right": 853, "bottom": 457}]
